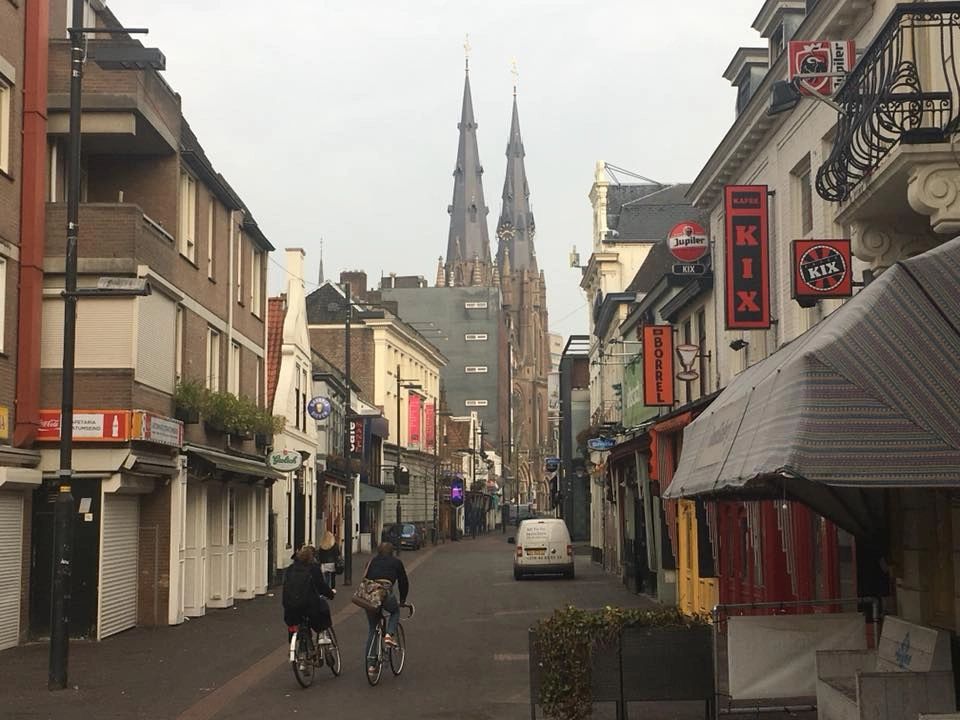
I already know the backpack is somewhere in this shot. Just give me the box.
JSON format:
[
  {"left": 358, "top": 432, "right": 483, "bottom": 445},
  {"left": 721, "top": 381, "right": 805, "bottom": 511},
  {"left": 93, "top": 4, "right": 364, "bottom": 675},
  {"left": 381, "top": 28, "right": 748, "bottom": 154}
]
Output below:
[{"left": 282, "top": 563, "right": 314, "bottom": 609}]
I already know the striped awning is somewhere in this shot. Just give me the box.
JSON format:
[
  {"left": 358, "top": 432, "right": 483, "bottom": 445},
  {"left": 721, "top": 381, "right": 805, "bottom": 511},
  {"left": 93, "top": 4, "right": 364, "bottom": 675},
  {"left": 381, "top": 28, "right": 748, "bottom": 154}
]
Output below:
[{"left": 663, "top": 237, "right": 960, "bottom": 531}]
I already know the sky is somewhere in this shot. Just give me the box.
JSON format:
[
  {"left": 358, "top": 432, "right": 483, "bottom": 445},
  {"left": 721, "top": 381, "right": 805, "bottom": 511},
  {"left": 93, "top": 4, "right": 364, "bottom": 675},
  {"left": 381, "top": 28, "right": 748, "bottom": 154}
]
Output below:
[{"left": 108, "top": 0, "right": 763, "bottom": 340}]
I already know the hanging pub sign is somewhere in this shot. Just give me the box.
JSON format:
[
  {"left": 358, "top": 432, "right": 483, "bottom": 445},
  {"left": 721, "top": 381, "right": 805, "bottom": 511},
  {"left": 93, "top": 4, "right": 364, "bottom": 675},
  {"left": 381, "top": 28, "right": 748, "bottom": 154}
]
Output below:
[
  {"left": 349, "top": 419, "right": 364, "bottom": 457},
  {"left": 307, "top": 396, "right": 332, "bottom": 421},
  {"left": 450, "top": 477, "right": 465, "bottom": 508},
  {"left": 668, "top": 220, "right": 710, "bottom": 276},
  {"left": 788, "top": 40, "right": 856, "bottom": 97},
  {"left": 792, "top": 239, "right": 853, "bottom": 303},
  {"left": 642, "top": 324, "right": 675, "bottom": 406},
  {"left": 724, "top": 185, "right": 771, "bottom": 329}
]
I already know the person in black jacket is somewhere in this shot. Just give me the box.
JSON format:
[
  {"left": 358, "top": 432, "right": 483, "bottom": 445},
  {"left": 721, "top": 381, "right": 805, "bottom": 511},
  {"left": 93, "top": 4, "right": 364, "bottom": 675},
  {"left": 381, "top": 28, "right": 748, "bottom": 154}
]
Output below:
[
  {"left": 283, "top": 545, "right": 336, "bottom": 637},
  {"left": 364, "top": 542, "right": 409, "bottom": 670},
  {"left": 316, "top": 530, "right": 341, "bottom": 589}
]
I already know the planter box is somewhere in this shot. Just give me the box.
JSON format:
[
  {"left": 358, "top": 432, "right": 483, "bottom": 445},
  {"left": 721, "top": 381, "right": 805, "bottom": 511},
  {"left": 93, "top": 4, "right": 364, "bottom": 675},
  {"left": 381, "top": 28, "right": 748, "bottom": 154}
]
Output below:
[
  {"left": 529, "top": 622, "right": 714, "bottom": 718},
  {"left": 174, "top": 407, "right": 200, "bottom": 424}
]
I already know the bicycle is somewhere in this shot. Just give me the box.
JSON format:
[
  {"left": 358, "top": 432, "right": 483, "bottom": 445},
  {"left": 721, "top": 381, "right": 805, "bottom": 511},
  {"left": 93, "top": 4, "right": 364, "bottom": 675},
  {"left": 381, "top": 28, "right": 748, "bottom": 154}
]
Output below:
[
  {"left": 365, "top": 602, "right": 415, "bottom": 686},
  {"left": 289, "top": 616, "right": 342, "bottom": 688}
]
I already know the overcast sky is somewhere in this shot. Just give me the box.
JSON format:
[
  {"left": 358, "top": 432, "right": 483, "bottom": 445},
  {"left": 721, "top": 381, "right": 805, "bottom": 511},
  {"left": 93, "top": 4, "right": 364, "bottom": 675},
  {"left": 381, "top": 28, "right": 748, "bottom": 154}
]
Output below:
[{"left": 108, "top": 0, "right": 762, "bottom": 340}]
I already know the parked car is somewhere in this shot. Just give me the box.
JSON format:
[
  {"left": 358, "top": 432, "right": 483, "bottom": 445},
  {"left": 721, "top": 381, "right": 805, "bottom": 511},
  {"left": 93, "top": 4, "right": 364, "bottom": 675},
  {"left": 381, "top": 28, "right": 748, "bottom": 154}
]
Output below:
[
  {"left": 381, "top": 522, "right": 422, "bottom": 550},
  {"left": 512, "top": 518, "right": 574, "bottom": 580},
  {"left": 508, "top": 503, "right": 537, "bottom": 525}
]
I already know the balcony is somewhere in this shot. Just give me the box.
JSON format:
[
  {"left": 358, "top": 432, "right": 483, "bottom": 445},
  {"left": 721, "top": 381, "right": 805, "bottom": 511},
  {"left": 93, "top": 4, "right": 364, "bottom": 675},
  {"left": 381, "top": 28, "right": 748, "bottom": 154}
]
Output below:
[
  {"left": 47, "top": 40, "right": 180, "bottom": 155},
  {"left": 817, "top": 3, "right": 960, "bottom": 204}
]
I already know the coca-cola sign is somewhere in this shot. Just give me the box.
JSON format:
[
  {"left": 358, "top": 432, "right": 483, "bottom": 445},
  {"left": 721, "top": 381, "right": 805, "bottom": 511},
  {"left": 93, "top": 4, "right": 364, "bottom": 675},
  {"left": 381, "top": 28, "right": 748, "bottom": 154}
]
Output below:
[
  {"left": 37, "top": 410, "right": 132, "bottom": 442},
  {"left": 667, "top": 221, "right": 709, "bottom": 263}
]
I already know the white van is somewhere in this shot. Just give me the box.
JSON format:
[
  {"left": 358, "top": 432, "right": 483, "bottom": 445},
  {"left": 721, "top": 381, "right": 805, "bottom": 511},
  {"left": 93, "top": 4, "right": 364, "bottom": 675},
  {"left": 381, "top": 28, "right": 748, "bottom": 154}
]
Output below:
[{"left": 513, "top": 518, "right": 574, "bottom": 580}]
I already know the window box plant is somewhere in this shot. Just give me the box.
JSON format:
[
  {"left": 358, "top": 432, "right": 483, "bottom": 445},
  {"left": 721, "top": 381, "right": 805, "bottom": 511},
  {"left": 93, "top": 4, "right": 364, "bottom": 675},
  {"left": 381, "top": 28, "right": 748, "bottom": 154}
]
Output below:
[{"left": 173, "top": 380, "right": 206, "bottom": 424}]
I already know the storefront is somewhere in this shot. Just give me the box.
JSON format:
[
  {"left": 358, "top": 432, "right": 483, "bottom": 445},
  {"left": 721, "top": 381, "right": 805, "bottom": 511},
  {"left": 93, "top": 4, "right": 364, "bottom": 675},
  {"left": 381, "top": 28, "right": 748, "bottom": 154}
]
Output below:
[{"left": 0, "top": 456, "right": 42, "bottom": 650}]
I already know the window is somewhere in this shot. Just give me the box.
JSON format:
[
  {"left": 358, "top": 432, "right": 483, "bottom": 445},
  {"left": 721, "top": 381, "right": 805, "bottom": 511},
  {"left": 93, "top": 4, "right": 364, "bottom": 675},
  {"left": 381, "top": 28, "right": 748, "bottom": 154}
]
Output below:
[
  {"left": 793, "top": 155, "right": 814, "bottom": 236},
  {"left": 206, "top": 328, "right": 220, "bottom": 391},
  {"left": 465, "top": 333, "right": 488, "bottom": 341},
  {"left": 206, "top": 201, "right": 215, "bottom": 280},
  {"left": 178, "top": 172, "right": 197, "bottom": 262},
  {"left": 0, "top": 258, "right": 6, "bottom": 353},
  {"left": 0, "top": 76, "right": 10, "bottom": 174},
  {"left": 255, "top": 357, "right": 262, "bottom": 406},
  {"left": 295, "top": 363, "right": 302, "bottom": 430},
  {"left": 302, "top": 367, "right": 309, "bottom": 430},
  {"left": 465, "top": 366, "right": 488, "bottom": 374},
  {"left": 174, "top": 306, "right": 184, "bottom": 384},
  {"left": 464, "top": 301, "right": 488, "bottom": 309},
  {"left": 251, "top": 250, "right": 263, "bottom": 316},
  {"left": 236, "top": 233, "right": 243, "bottom": 304},
  {"left": 229, "top": 341, "right": 240, "bottom": 395}
]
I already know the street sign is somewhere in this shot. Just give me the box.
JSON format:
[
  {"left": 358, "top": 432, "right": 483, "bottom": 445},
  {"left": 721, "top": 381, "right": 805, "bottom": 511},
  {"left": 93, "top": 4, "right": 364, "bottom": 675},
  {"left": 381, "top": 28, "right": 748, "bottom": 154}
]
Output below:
[
  {"left": 672, "top": 263, "right": 706, "bottom": 277},
  {"left": 307, "top": 396, "right": 332, "bottom": 421},
  {"left": 587, "top": 437, "right": 616, "bottom": 452}
]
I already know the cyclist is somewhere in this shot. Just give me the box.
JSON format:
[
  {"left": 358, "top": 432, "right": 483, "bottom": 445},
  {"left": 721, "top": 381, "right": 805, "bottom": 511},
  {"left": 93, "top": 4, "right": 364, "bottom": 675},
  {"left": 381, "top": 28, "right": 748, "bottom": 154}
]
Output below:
[
  {"left": 283, "top": 545, "right": 336, "bottom": 640},
  {"left": 364, "top": 542, "right": 409, "bottom": 672}
]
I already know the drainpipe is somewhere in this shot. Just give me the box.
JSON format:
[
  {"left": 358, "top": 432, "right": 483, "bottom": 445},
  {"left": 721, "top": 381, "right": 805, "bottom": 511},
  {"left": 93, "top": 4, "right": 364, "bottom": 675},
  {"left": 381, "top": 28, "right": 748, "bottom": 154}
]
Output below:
[
  {"left": 14, "top": 0, "right": 50, "bottom": 446},
  {"left": 227, "top": 210, "right": 236, "bottom": 378}
]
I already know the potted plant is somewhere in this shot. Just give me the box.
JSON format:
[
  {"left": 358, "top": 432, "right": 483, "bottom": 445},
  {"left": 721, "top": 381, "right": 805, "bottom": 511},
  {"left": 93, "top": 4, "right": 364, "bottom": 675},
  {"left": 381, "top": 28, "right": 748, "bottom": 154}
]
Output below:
[{"left": 174, "top": 380, "right": 206, "bottom": 424}]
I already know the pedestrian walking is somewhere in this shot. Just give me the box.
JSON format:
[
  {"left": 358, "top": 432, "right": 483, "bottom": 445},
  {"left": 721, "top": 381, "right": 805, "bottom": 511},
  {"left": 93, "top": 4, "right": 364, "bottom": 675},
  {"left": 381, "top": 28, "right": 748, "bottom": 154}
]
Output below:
[{"left": 316, "top": 530, "right": 342, "bottom": 590}]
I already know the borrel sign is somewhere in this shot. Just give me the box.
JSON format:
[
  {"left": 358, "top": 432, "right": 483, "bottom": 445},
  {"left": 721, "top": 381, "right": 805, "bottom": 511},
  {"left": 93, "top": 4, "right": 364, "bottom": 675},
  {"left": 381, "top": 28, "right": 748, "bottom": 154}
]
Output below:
[{"left": 667, "top": 221, "right": 709, "bottom": 263}]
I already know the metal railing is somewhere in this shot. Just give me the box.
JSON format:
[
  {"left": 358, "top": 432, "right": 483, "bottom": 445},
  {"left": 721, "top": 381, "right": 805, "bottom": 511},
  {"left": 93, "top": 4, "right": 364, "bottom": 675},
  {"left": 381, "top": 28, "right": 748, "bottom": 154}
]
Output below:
[{"left": 817, "top": 3, "right": 960, "bottom": 202}]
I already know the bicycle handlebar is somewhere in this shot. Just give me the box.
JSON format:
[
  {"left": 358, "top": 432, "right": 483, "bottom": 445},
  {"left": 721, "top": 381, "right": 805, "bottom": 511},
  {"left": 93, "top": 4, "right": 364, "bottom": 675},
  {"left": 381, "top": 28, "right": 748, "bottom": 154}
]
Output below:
[{"left": 401, "top": 603, "right": 415, "bottom": 620}]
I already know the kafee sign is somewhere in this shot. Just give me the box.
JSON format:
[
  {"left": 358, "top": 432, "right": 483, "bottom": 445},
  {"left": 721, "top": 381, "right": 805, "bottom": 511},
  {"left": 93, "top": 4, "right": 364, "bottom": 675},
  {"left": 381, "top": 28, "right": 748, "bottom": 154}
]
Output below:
[
  {"left": 724, "top": 186, "right": 771, "bottom": 329},
  {"left": 792, "top": 239, "right": 853, "bottom": 301},
  {"left": 38, "top": 410, "right": 131, "bottom": 442},
  {"left": 642, "top": 325, "right": 675, "bottom": 407}
]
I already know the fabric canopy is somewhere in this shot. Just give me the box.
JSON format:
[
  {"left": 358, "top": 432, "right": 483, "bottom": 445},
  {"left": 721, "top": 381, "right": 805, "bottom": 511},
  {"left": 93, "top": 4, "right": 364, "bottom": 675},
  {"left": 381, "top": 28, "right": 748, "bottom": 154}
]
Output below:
[
  {"left": 186, "top": 446, "right": 285, "bottom": 483},
  {"left": 663, "top": 237, "right": 960, "bottom": 532},
  {"left": 359, "top": 482, "right": 386, "bottom": 503}
]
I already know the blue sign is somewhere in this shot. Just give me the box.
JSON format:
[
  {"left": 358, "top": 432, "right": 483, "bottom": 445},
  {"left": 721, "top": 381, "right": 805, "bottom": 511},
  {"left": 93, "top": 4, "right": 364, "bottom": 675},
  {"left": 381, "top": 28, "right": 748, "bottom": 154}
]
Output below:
[
  {"left": 544, "top": 456, "right": 560, "bottom": 472},
  {"left": 450, "top": 478, "right": 465, "bottom": 508},
  {"left": 587, "top": 437, "right": 616, "bottom": 452},
  {"left": 307, "top": 396, "right": 332, "bottom": 421}
]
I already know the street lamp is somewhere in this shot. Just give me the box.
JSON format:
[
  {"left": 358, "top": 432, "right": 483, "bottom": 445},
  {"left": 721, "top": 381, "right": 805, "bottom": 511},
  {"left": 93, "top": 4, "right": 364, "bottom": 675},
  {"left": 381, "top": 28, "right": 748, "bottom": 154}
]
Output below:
[{"left": 51, "top": 2, "right": 161, "bottom": 692}]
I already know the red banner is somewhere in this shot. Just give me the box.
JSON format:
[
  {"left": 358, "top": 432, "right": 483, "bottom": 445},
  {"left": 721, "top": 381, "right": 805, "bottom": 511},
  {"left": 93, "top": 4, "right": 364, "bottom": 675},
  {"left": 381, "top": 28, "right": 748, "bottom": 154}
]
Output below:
[
  {"left": 408, "top": 393, "right": 421, "bottom": 449},
  {"left": 643, "top": 325, "right": 675, "bottom": 407},
  {"left": 424, "top": 402, "right": 436, "bottom": 453},
  {"left": 724, "top": 185, "right": 771, "bottom": 329}
]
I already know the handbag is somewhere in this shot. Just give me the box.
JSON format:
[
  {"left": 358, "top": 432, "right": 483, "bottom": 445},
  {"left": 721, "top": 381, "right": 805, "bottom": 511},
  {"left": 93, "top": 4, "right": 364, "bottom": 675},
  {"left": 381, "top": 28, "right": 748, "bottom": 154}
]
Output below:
[
  {"left": 334, "top": 555, "right": 345, "bottom": 576},
  {"left": 351, "top": 578, "right": 388, "bottom": 611}
]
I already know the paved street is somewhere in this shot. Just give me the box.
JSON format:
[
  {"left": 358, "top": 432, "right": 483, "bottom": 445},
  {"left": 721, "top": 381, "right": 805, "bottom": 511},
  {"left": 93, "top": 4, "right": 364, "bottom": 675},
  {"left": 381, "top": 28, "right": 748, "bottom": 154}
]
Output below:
[{"left": 1, "top": 535, "right": 814, "bottom": 720}]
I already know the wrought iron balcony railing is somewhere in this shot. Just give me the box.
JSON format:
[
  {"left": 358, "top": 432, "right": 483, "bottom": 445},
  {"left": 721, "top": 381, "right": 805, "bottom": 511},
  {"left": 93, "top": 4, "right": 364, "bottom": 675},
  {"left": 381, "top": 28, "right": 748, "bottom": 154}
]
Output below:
[{"left": 816, "top": 3, "right": 960, "bottom": 202}]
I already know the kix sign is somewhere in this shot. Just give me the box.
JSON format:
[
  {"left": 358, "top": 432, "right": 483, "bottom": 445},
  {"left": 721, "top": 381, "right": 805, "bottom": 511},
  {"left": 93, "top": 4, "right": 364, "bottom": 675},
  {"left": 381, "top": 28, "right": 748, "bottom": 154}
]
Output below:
[
  {"left": 724, "top": 185, "right": 771, "bottom": 329},
  {"left": 643, "top": 325, "right": 675, "bottom": 407}
]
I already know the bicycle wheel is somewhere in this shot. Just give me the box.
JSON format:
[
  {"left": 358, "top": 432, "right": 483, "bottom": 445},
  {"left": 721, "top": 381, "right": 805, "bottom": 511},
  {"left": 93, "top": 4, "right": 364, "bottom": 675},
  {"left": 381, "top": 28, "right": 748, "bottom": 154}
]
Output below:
[
  {"left": 292, "top": 629, "right": 316, "bottom": 688},
  {"left": 389, "top": 623, "right": 406, "bottom": 675},
  {"left": 325, "top": 627, "right": 342, "bottom": 677},
  {"left": 365, "top": 627, "right": 383, "bottom": 686}
]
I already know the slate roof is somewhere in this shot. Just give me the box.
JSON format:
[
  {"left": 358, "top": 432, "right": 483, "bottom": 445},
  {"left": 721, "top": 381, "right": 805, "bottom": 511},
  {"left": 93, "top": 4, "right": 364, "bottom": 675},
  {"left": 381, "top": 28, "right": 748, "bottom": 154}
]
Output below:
[
  {"left": 626, "top": 241, "right": 674, "bottom": 294},
  {"left": 611, "top": 184, "right": 706, "bottom": 242},
  {"left": 265, "top": 295, "right": 287, "bottom": 409}
]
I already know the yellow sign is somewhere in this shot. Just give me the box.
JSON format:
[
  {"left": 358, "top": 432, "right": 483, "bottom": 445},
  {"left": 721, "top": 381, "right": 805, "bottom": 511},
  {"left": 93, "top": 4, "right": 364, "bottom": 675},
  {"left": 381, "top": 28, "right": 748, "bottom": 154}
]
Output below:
[{"left": 0, "top": 405, "right": 9, "bottom": 441}]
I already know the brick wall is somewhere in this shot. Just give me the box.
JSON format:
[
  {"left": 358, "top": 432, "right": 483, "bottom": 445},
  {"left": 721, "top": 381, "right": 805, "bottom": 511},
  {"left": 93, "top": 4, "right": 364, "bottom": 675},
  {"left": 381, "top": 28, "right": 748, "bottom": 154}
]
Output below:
[
  {"left": 137, "top": 483, "right": 171, "bottom": 628},
  {"left": 40, "top": 368, "right": 135, "bottom": 408},
  {"left": 309, "top": 326, "right": 375, "bottom": 401},
  {"left": 87, "top": 155, "right": 179, "bottom": 232}
]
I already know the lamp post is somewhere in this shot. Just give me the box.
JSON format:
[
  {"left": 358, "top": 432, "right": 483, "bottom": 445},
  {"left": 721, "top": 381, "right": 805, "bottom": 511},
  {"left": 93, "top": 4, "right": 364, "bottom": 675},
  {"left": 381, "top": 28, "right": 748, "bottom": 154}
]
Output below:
[
  {"left": 392, "top": 365, "right": 421, "bottom": 553},
  {"left": 51, "top": 4, "right": 159, "bottom": 691}
]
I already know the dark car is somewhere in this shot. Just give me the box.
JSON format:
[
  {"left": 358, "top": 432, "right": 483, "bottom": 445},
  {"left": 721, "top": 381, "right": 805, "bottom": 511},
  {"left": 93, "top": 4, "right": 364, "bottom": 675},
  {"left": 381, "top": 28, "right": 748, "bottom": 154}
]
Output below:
[{"left": 381, "top": 523, "right": 422, "bottom": 550}]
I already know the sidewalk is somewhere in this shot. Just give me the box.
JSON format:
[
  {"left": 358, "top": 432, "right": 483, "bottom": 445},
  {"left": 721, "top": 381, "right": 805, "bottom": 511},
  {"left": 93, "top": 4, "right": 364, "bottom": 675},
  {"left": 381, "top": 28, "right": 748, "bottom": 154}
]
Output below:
[{"left": 0, "top": 552, "right": 373, "bottom": 720}]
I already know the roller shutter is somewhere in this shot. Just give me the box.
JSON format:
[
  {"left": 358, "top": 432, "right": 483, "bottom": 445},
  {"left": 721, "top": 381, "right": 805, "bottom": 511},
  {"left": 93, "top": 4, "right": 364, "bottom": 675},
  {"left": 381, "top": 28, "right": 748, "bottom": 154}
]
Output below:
[
  {"left": 99, "top": 494, "right": 139, "bottom": 638},
  {"left": 0, "top": 492, "right": 23, "bottom": 650}
]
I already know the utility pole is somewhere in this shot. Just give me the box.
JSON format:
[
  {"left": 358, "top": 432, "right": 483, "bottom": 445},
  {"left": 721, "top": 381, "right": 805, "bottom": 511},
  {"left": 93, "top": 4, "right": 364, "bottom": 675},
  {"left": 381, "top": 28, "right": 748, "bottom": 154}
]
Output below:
[{"left": 342, "top": 284, "right": 353, "bottom": 585}]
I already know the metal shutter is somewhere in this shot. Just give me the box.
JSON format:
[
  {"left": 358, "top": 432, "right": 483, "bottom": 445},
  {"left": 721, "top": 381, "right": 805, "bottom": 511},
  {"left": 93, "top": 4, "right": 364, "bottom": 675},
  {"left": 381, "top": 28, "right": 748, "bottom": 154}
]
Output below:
[
  {"left": 99, "top": 494, "right": 139, "bottom": 639},
  {"left": 0, "top": 492, "right": 23, "bottom": 650}
]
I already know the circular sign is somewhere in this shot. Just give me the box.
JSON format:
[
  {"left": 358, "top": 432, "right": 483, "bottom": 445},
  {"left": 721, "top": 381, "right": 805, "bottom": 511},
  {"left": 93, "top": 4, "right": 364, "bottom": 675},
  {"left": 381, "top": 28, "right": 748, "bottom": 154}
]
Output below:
[
  {"left": 667, "top": 221, "right": 709, "bottom": 262},
  {"left": 798, "top": 244, "right": 848, "bottom": 293},
  {"left": 307, "top": 396, "right": 332, "bottom": 421},
  {"left": 267, "top": 448, "right": 303, "bottom": 472}
]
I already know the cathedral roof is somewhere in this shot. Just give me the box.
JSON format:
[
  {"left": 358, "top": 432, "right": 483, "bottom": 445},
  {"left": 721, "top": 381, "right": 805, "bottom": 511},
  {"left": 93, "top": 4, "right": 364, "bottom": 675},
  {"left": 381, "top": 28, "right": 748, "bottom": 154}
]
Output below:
[{"left": 496, "top": 95, "right": 536, "bottom": 272}]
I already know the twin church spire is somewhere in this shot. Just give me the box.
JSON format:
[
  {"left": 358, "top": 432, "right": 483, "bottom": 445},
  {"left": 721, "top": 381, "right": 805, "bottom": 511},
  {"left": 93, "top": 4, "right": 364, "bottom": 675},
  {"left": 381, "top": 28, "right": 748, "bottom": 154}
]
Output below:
[{"left": 443, "top": 62, "right": 536, "bottom": 286}]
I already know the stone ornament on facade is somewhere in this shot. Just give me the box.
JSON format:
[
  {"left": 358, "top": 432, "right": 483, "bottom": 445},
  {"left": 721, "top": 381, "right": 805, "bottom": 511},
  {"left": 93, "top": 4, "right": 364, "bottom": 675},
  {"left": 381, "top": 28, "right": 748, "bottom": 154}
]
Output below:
[
  {"left": 907, "top": 162, "right": 960, "bottom": 235},
  {"left": 849, "top": 219, "right": 938, "bottom": 273}
]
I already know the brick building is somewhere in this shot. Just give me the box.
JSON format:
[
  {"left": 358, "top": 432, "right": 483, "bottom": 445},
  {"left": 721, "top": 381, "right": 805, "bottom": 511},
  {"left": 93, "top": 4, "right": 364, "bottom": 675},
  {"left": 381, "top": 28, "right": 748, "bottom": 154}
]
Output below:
[
  {"left": 0, "top": 0, "right": 47, "bottom": 652},
  {"left": 31, "top": 1, "right": 279, "bottom": 640}
]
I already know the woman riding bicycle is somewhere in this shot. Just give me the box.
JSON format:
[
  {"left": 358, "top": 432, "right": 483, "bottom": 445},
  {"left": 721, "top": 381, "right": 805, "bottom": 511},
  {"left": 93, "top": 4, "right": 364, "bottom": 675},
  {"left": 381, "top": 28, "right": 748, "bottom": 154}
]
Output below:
[
  {"left": 364, "top": 542, "right": 409, "bottom": 673},
  {"left": 282, "top": 545, "right": 336, "bottom": 638}
]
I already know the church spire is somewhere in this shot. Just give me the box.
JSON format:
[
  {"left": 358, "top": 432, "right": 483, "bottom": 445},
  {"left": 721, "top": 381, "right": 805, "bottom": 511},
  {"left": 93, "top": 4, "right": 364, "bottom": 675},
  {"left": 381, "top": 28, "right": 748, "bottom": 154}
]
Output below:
[
  {"left": 444, "top": 61, "right": 492, "bottom": 276},
  {"left": 318, "top": 238, "right": 325, "bottom": 285},
  {"left": 496, "top": 90, "right": 536, "bottom": 273}
]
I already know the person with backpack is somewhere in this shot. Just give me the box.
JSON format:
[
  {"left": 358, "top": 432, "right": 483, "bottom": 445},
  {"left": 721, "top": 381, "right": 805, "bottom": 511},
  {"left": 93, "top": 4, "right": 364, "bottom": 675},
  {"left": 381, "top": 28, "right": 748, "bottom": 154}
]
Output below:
[{"left": 283, "top": 545, "right": 336, "bottom": 638}]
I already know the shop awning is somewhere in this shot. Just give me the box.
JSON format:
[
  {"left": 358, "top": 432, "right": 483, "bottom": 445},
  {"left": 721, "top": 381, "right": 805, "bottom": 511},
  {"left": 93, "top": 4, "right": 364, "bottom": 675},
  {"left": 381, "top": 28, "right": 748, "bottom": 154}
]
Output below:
[
  {"left": 663, "top": 238, "right": 960, "bottom": 533},
  {"left": 359, "top": 482, "right": 386, "bottom": 503},
  {"left": 186, "top": 445, "right": 285, "bottom": 483}
]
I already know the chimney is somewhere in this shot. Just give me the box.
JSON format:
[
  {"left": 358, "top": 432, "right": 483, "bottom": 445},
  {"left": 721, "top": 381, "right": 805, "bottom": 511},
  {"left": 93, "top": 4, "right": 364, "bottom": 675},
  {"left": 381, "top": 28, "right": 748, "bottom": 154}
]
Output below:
[
  {"left": 285, "top": 247, "right": 306, "bottom": 289},
  {"left": 339, "top": 270, "right": 368, "bottom": 299}
]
